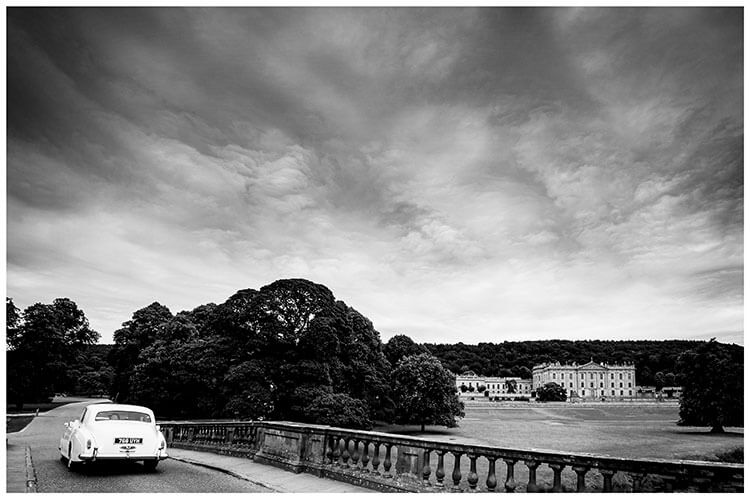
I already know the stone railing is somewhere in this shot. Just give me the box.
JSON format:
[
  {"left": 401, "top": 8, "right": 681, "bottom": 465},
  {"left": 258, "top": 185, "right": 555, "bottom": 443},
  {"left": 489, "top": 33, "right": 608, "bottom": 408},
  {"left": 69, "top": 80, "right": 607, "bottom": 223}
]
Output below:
[{"left": 159, "top": 421, "right": 743, "bottom": 492}]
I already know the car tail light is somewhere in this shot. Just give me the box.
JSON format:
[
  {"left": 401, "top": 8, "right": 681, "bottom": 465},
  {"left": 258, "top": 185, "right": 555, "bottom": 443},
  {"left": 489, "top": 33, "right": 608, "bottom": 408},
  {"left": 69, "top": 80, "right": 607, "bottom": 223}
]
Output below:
[
  {"left": 87, "top": 439, "right": 92, "bottom": 449},
  {"left": 159, "top": 440, "right": 165, "bottom": 450}
]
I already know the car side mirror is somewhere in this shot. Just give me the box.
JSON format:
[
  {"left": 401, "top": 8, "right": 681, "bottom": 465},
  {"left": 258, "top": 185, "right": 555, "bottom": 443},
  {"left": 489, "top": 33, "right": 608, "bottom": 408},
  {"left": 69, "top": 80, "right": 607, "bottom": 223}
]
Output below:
[
  {"left": 155, "top": 425, "right": 161, "bottom": 432},
  {"left": 63, "top": 422, "right": 70, "bottom": 428}
]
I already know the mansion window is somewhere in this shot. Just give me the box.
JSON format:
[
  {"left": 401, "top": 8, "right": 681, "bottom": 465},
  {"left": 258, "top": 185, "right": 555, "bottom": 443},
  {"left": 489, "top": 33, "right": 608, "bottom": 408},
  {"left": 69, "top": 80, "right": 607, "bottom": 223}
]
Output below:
[
  {"left": 619, "top": 382, "right": 623, "bottom": 388},
  {"left": 599, "top": 382, "right": 603, "bottom": 388},
  {"left": 581, "top": 382, "right": 584, "bottom": 388},
  {"left": 619, "top": 373, "right": 623, "bottom": 379},
  {"left": 590, "top": 382, "right": 594, "bottom": 388},
  {"left": 611, "top": 390, "right": 615, "bottom": 395}
]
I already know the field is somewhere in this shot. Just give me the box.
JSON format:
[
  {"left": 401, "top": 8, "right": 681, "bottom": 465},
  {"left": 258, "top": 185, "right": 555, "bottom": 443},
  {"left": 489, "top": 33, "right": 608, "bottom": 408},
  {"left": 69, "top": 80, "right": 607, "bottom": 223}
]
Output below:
[
  {"left": 380, "top": 402, "right": 743, "bottom": 462},
  {"left": 376, "top": 402, "right": 742, "bottom": 491}
]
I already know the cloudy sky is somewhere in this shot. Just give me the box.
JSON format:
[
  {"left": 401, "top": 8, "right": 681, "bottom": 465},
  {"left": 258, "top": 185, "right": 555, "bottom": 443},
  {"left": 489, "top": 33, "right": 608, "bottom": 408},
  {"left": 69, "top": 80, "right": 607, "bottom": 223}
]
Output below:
[{"left": 7, "top": 8, "right": 743, "bottom": 345}]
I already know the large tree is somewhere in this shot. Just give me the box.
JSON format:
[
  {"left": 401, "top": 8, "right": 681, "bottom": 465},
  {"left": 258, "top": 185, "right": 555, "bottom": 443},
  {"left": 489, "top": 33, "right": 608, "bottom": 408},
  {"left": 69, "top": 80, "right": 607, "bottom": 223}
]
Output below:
[
  {"left": 676, "top": 339, "right": 743, "bottom": 433},
  {"left": 7, "top": 298, "right": 99, "bottom": 406},
  {"left": 536, "top": 382, "right": 567, "bottom": 402},
  {"left": 392, "top": 353, "right": 465, "bottom": 432},
  {"left": 109, "top": 302, "right": 173, "bottom": 402},
  {"left": 384, "top": 334, "right": 429, "bottom": 367}
]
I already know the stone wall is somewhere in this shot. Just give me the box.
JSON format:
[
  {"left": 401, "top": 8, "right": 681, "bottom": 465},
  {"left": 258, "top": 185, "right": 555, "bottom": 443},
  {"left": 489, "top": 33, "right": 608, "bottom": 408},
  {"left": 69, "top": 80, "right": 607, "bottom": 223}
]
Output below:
[{"left": 160, "top": 420, "right": 743, "bottom": 493}]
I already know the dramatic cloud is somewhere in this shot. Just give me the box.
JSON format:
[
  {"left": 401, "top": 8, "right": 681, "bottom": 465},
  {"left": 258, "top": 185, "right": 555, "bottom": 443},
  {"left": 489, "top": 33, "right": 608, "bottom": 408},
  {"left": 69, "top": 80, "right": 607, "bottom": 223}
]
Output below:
[{"left": 7, "top": 7, "right": 743, "bottom": 345}]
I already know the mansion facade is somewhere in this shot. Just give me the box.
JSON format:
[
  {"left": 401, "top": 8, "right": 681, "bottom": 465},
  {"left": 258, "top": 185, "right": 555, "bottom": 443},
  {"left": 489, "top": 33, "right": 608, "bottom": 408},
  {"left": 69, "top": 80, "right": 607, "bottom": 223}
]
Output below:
[
  {"left": 533, "top": 360, "right": 637, "bottom": 399},
  {"left": 455, "top": 371, "right": 532, "bottom": 399}
]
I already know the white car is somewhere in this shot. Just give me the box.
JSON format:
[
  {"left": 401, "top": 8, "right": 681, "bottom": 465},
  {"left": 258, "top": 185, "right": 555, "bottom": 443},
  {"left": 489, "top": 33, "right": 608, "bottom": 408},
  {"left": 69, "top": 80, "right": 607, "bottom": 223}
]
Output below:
[{"left": 59, "top": 403, "right": 168, "bottom": 471}]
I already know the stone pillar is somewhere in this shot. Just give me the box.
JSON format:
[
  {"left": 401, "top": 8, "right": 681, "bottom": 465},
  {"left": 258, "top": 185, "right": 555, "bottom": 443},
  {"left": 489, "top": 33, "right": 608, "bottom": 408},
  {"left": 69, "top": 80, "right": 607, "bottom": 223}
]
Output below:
[
  {"left": 525, "top": 459, "right": 540, "bottom": 492},
  {"left": 422, "top": 449, "right": 432, "bottom": 484},
  {"left": 600, "top": 469, "right": 615, "bottom": 492},
  {"left": 452, "top": 451, "right": 463, "bottom": 489},
  {"left": 435, "top": 451, "right": 446, "bottom": 487},
  {"left": 549, "top": 463, "right": 565, "bottom": 492},
  {"left": 371, "top": 443, "right": 381, "bottom": 474},
  {"left": 486, "top": 457, "right": 498, "bottom": 491},
  {"left": 504, "top": 459, "right": 517, "bottom": 492},
  {"left": 573, "top": 465, "right": 589, "bottom": 492},
  {"left": 467, "top": 454, "right": 479, "bottom": 491}
]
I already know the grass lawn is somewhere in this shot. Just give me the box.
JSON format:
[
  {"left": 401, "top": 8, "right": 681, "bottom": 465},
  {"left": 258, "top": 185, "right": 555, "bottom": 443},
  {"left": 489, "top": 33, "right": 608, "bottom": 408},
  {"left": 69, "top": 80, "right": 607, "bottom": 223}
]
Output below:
[
  {"left": 6, "top": 415, "right": 34, "bottom": 433},
  {"left": 374, "top": 403, "right": 743, "bottom": 491},
  {"left": 378, "top": 403, "right": 743, "bottom": 461},
  {"left": 6, "top": 401, "right": 71, "bottom": 414}
]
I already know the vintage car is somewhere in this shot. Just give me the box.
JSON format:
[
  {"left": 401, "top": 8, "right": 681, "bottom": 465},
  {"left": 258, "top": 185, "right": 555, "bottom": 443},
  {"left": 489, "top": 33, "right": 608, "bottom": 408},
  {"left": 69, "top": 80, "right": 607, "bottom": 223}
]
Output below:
[{"left": 59, "top": 403, "right": 168, "bottom": 471}]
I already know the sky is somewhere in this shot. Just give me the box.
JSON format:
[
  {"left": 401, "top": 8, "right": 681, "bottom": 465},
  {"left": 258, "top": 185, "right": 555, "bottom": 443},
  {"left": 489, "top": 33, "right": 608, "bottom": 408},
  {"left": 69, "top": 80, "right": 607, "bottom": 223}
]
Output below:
[{"left": 6, "top": 7, "right": 743, "bottom": 345}]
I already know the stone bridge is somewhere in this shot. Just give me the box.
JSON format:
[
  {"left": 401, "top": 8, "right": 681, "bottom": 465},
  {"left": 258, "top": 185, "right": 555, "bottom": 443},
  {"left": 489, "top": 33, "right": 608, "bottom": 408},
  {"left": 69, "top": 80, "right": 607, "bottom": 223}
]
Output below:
[{"left": 159, "top": 421, "right": 743, "bottom": 493}]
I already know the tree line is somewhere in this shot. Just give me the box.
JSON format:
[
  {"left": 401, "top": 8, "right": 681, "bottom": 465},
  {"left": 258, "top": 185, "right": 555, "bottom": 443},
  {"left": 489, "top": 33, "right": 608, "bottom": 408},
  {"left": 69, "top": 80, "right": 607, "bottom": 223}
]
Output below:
[
  {"left": 6, "top": 279, "right": 743, "bottom": 432},
  {"left": 424, "top": 339, "right": 713, "bottom": 387},
  {"left": 7, "top": 280, "right": 463, "bottom": 431}
]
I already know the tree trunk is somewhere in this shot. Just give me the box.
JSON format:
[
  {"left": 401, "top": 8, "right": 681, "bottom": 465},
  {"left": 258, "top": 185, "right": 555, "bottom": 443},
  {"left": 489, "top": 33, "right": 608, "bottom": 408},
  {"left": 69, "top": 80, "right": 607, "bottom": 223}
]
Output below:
[
  {"left": 421, "top": 423, "right": 425, "bottom": 432},
  {"left": 710, "top": 424, "right": 725, "bottom": 433}
]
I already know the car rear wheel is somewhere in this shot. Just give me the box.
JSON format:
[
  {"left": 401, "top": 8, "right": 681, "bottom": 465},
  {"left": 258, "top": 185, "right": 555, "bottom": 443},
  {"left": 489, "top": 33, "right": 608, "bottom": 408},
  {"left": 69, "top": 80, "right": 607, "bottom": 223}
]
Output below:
[
  {"left": 143, "top": 460, "right": 158, "bottom": 472},
  {"left": 67, "top": 443, "right": 81, "bottom": 471}
]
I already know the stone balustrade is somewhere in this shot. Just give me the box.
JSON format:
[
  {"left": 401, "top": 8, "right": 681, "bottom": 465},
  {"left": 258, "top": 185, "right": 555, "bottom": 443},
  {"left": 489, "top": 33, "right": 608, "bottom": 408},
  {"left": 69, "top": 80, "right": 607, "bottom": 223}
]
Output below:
[{"left": 159, "top": 421, "right": 743, "bottom": 492}]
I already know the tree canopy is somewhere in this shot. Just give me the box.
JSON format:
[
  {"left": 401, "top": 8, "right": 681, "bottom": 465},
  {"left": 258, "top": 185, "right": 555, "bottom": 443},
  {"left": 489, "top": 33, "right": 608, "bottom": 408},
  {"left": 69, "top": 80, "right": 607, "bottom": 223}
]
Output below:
[
  {"left": 676, "top": 339, "right": 743, "bottom": 433},
  {"left": 391, "top": 353, "right": 465, "bottom": 431},
  {"left": 536, "top": 382, "right": 567, "bottom": 402},
  {"left": 424, "top": 339, "right": 722, "bottom": 385},
  {"left": 7, "top": 298, "right": 99, "bottom": 406}
]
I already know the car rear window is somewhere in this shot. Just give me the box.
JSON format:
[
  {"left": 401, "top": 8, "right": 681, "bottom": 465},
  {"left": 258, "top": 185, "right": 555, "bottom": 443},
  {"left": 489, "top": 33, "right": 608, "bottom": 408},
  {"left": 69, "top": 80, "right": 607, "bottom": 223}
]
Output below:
[{"left": 94, "top": 410, "right": 152, "bottom": 422}]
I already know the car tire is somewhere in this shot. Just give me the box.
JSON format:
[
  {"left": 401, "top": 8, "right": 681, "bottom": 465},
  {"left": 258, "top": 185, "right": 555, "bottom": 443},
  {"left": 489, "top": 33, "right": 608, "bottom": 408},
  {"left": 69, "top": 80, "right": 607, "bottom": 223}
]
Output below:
[
  {"left": 143, "top": 460, "right": 158, "bottom": 472},
  {"left": 67, "top": 443, "right": 81, "bottom": 472}
]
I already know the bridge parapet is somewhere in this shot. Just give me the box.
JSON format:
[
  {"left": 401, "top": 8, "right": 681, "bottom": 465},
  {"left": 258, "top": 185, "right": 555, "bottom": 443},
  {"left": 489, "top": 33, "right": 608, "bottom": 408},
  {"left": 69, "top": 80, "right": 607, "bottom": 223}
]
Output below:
[{"left": 159, "top": 421, "right": 743, "bottom": 492}]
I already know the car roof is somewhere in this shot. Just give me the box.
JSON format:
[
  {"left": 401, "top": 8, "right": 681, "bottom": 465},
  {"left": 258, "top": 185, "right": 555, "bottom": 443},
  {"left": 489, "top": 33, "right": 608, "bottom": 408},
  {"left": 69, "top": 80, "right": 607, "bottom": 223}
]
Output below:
[{"left": 86, "top": 403, "right": 154, "bottom": 414}]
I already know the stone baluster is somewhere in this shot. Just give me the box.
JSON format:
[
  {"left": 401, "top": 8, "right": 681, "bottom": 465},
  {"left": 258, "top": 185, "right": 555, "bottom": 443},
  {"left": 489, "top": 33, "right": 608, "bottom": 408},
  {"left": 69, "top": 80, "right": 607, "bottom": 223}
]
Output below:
[
  {"left": 525, "top": 459, "right": 540, "bottom": 492},
  {"left": 351, "top": 439, "right": 360, "bottom": 469},
  {"left": 630, "top": 472, "right": 645, "bottom": 492},
  {"left": 600, "top": 469, "right": 616, "bottom": 492},
  {"left": 573, "top": 465, "right": 590, "bottom": 492},
  {"left": 371, "top": 443, "right": 381, "bottom": 474},
  {"left": 332, "top": 436, "right": 342, "bottom": 466},
  {"left": 360, "top": 441, "right": 370, "bottom": 472},
  {"left": 549, "top": 463, "right": 565, "bottom": 492},
  {"left": 435, "top": 450, "right": 446, "bottom": 487},
  {"left": 422, "top": 449, "right": 432, "bottom": 484},
  {"left": 467, "top": 454, "right": 479, "bottom": 491},
  {"left": 383, "top": 444, "right": 393, "bottom": 477},
  {"left": 451, "top": 451, "right": 463, "bottom": 489},
  {"left": 486, "top": 457, "right": 498, "bottom": 491},
  {"left": 325, "top": 434, "right": 335, "bottom": 464},
  {"left": 341, "top": 438, "right": 350, "bottom": 467},
  {"left": 504, "top": 459, "right": 517, "bottom": 492}
]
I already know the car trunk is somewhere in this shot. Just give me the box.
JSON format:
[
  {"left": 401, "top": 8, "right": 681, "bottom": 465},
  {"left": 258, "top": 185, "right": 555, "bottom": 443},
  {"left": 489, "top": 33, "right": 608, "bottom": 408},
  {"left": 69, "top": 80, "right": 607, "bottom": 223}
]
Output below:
[{"left": 92, "top": 421, "right": 157, "bottom": 457}]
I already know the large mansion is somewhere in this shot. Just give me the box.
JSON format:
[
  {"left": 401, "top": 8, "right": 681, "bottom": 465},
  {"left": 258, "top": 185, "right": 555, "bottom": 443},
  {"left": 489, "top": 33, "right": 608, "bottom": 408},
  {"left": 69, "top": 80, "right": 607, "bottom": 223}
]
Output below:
[
  {"left": 533, "top": 360, "right": 637, "bottom": 399},
  {"left": 455, "top": 371, "right": 532, "bottom": 399}
]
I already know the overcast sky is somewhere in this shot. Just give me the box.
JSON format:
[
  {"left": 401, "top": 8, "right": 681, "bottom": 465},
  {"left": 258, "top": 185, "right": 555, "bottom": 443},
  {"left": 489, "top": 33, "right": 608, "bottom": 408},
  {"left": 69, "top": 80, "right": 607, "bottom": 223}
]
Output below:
[{"left": 7, "top": 8, "right": 743, "bottom": 345}]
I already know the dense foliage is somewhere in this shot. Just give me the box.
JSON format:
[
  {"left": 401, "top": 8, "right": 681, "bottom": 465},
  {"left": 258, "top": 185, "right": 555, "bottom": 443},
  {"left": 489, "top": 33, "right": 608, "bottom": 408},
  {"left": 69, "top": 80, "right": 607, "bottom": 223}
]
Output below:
[
  {"left": 424, "top": 339, "right": 722, "bottom": 385},
  {"left": 7, "top": 298, "right": 100, "bottom": 406},
  {"left": 676, "top": 339, "right": 743, "bottom": 432},
  {"left": 536, "top": 382, "right": 568, "bottom": 402},
  {"left": 391, "top": 353, "right": 465, "bottom": 431}
]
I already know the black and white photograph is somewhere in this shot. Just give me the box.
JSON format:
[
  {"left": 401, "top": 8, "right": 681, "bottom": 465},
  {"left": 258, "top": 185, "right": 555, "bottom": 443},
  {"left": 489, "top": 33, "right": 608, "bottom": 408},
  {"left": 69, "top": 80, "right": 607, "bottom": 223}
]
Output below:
[{"left": 5, "top": 5, "right": 743, "bottom": 493}]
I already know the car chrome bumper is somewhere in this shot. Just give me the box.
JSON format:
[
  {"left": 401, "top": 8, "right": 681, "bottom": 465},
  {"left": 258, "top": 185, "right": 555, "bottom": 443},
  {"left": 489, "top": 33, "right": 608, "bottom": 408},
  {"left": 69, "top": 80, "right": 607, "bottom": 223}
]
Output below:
[{"left": 79, "top": 448, "right": 169, "bottom": 461}]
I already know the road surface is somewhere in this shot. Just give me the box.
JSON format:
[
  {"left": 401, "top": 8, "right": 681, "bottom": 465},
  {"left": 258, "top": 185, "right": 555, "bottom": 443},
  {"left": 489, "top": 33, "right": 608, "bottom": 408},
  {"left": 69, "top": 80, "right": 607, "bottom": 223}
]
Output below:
[{"left": 7, "top": 399, "right": 267, "bottom": 492}]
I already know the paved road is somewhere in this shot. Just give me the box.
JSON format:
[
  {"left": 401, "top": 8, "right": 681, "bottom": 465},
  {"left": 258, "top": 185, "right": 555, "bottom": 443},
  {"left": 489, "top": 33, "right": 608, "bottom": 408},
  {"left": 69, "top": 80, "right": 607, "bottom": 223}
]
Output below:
[{"left": 7, "top": 399, "right": 267, "bottom": 493}]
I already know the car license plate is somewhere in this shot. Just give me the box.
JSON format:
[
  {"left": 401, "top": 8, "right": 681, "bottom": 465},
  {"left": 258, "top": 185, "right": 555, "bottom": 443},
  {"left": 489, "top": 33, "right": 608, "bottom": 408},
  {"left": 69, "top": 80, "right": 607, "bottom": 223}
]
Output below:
[{"left": 114, "top": 438, "right": 142, "bottom": 444}]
